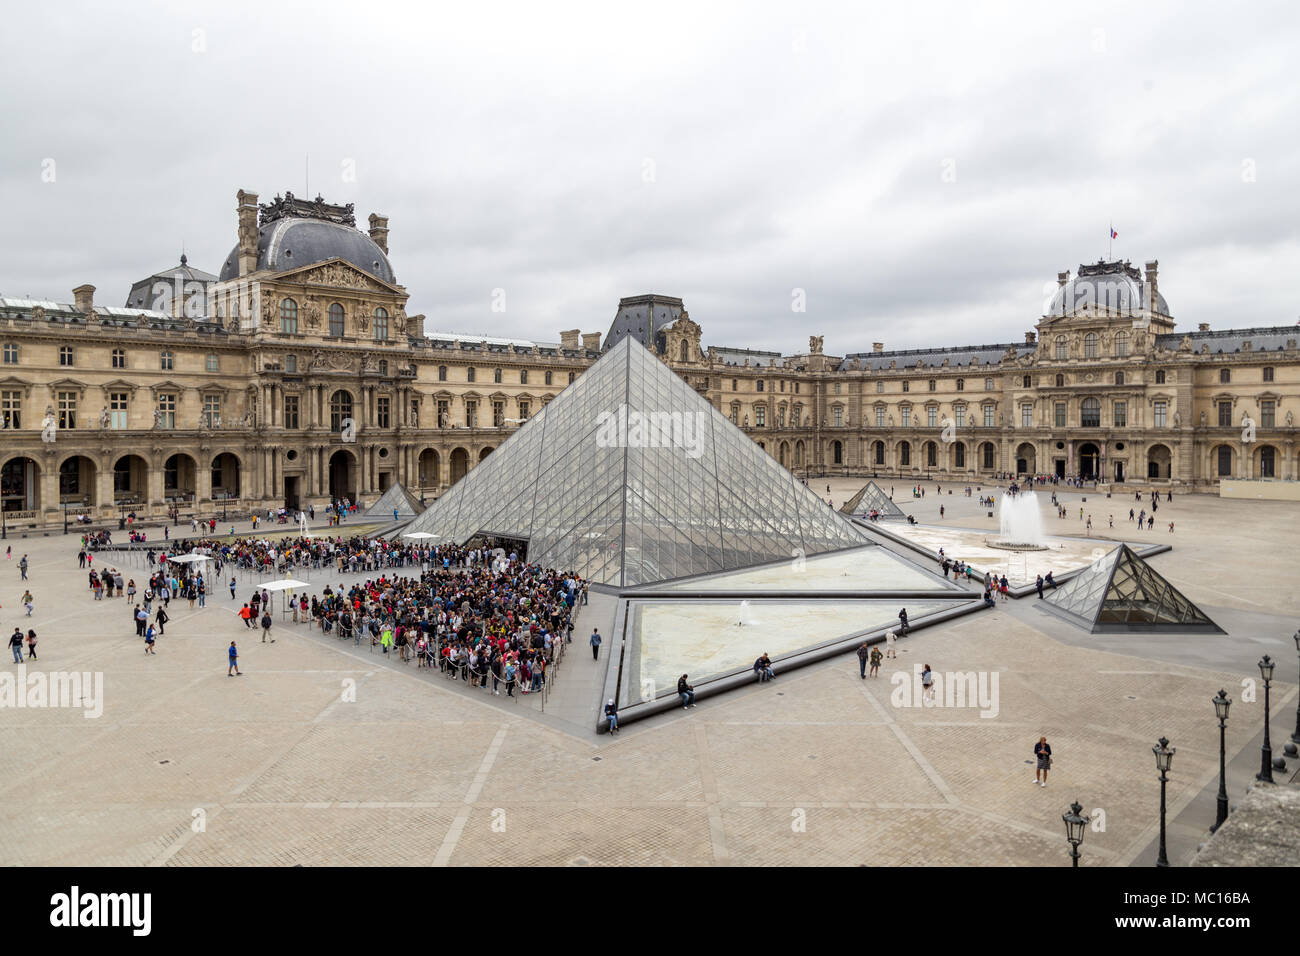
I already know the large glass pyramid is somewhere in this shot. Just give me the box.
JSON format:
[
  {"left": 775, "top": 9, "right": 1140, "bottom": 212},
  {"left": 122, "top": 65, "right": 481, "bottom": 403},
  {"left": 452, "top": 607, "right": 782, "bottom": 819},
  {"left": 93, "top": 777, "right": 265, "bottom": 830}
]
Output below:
[
  {"left": 840, "top": 480, "right": 906, "bottom": 518},
  {"left": 361, "top": 482, "right": 424, "bottom": 520},
  {"left": 403, "top": 335, "right": 870, "bottom": 587},
  {"left": 1044, "top": 545, "right": 1222, "bottom": 633}
]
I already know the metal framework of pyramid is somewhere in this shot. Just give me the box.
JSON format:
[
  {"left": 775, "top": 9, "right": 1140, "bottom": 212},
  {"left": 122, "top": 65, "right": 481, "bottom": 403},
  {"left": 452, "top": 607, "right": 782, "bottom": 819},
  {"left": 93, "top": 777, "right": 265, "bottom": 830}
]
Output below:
[
  {"left": 1044, "top": 545, "right": 1222, "bottom": 633},
  {"left": 361, "top": 482, "right": 424, "bottom": 520},
  {"left": 403, "top": 335, "right": 870, "bottom": 587},
  {"left": 840, "top": 480, "right": 906, "bottom": 518}
]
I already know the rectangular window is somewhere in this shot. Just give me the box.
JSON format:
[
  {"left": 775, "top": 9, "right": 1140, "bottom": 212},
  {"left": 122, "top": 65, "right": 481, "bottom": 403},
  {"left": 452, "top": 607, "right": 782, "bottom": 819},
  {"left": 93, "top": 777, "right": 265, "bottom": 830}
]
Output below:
[
  {"left": 57, "top": 391, "right": 77, "bottom": 429},
  {"left": 730, "top": 405, "right": 739, "bottom": 424},
  {"left": 985, "top": 378, "right": 994, "bottom": 391},
  {"left": 1218, "top": 401, "right": 1231, "bottom": 427},
  {"left": 492, "top": 401, "right": 504, "bottom": 428},
  {"left": 756, "top": 406, "right": 767, "bottom": 427},
  {"left": 518, "top": 400, "right": 530, "bottom": 421},
  {"left": 1261, "top": 400, "right": 1275, "bottom": 428},
  {"left": 955, "top": 406, "right": 966, "bottom": 427},
  {"left": 983, "top": 406, "right": 995, "bottom": 427},
  {"left": 901, "top": 407, "right": 911, "bottom": 427},
  {"left": 832, "top": 406, "right": 842, "bottom": 427},
  {"left": 109, "top": 392, "right": 128, "bottom": 430},
  {"left": 285, "top": 354, "right": 297, "bottom": 374},
  {"left": 2, "top": 344, "right": 16, "bottom": 364},
  {"left": 59, "top": 346, "right": 74, "bottom": 367},
  {"left": 465, "top": 400, "right": 477, "bottom": 428},
  {"left": 206, "top": 354, "right": 219, "bottom": 372},
  {"left": 111, "top": 349, "right": 125, "bottom": 369},
  {"left": 876, "top": 407, "right": 885, "bottom": 427},
  {"left": 1113, "top": 401, "right": 1127, "bottom": 427},
  {"left": 876, "top": 381, "right": 884, "bottom": 393},
  {"left": 376, "top": 396, "right": 390, "bottom": 428},
  {"left": 927, "top": 407, "right": 937, "bottom": 428},
  {"left": 1154, "top": 401, "right": 1167, "bottom": 428},
  {"left": 158, "top": 393, "right": 176, "bottom": 429},
  {"left": 902, "top": 381, "right": 910, "bottom": 393},
  {"left": 1, "top": 390, "right": 20, "bottom": 429},
  {"left": 1054, "top": 402, "right": 1066, "bottom": 428},
  {"left": 1021, "top": 403, "right": 1032, "bottom": 428},
  {"left": 284, "top": 395, "right": 300, "bottom": 429},
  {"left": 437, "top": 399, "right": 450, "bottom": 428},
  {"left": 160, "top": 351, "right": 173, "bottom": 370},
  {"left": 1263, "top": 367, "right": 1275, "bottom": 383},
  {"left": 202, "top": 395, "right": 221, "bottom": 428}
]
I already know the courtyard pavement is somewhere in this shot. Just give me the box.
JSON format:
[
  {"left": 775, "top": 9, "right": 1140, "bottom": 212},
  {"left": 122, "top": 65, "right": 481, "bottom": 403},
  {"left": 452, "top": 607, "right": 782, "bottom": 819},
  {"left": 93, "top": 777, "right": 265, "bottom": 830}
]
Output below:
[{"left": 0, "top": 489, "right": 1294, "bottom": 867}]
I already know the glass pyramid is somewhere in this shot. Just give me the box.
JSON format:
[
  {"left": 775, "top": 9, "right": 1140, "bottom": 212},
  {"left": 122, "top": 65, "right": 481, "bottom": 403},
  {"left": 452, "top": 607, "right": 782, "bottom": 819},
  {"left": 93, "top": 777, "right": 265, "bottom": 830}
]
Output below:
[
  {"left": 403, "top": 335, "right": 870, "bottom": 587},
  {"left": 361, "top": 482, "right": 424, "bottom": 520},
  {"left": 1044, "top": 545, "right": 1222, "bottom": 633},
  {"left": 840, "top": 480, "right": 905, "bottom": 518}
]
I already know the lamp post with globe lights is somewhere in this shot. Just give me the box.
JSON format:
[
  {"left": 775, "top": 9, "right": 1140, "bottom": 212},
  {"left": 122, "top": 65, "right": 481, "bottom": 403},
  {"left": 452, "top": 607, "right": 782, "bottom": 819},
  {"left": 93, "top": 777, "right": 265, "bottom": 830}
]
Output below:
[{"left": 1153, "top": 736, "right": 1175, "bottom": 867}]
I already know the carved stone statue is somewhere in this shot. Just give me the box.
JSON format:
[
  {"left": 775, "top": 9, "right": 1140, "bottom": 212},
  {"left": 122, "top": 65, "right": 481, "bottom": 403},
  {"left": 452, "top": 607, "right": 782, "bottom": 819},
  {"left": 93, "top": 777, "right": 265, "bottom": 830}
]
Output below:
[
  {"left": 304, "top": 299, "right": 322, "bottom": 331},
  {"left": 355, "top": 304, "right": 370, "bottom": 333},
  {"left": 393, "top": 308, "right": 406, "bottom": 335},
  {"left": 1287, "top": 410, "right": 1294, "bottom": 427},
  {"left": 262, "top": 294, "right": 276, "bottom": 325},
  {"left": 1173, "top": 410, "right": 1180, "bottom": 427},
  {"left": 309, "top": 349, "right": 326, "bottom": 371},
  {"left": 809, "top": 335, "right": 824, "bottom": 354},
  {"left": 1200, "top": 410, "right": 1207, "bottom": 426},
  {"left": 99, "top": 406, "right": 110, "bottom": 429},
  {"left": 152, "top": 408, "right": 164, "bottom": 429}
]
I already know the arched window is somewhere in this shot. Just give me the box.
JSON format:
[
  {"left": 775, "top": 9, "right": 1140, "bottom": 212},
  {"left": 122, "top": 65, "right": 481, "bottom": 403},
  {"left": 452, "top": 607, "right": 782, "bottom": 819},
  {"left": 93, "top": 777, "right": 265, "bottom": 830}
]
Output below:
[
  {"left": 757, "top": 380, "right": 765, "bottom": 392},
  {"left": 493, "top": 368, "right": 502, "bottom": 384},
  {"left": 544, "top": 371, "right": 552, "bottom": 385},
  {"left": 329, "top": 390, "right": 354, "bottom": 432},
  {"left": 372, "top": 307, "right": 389, "bottom": 342},
  {"left": 1217, "top": 446, "right": 1232, "bottom": 476},
  {"left": 956, "top": 379, "right": 964, "bottom": 391},
  {"left": 1055, "top": 373, "right": 1064, "bottom": 388},
  {"left": 1081, "top": 397, "right": 1101, "bottom": 427},
  {"left": 280, "top": 298, "right": 298, "bottom": 334},
  {"left": 832, "top": 440, "right": 842, "bottom": 464},
  {"left": 520, "top": 369, "right": 528, "bottom": 385},
  {"left": 899, "top": 442, "right": 911, "bottom": 467},
  {"left": 954, "top": 443, "right": 966, "bottom": 468},
  {"left": 1054, "top": 336, "right": 1068, "bottom": 360},
  {"left": 981, "top": 442, "right": 995, "bottom": 469},
  {"left": 1114, "top": 330, "right": 1129, "bottom": 357},
  {"left": 1114, "top": 371, "right": 1125, "bottom": 386},
  {"left": 679, "top": 340, "right": 688, "bottom": 362},
  {"left": 926, "top": 442, "right": 937, "bottom": 467},
  {"left": 873, "top": 440, "right": 885, "bottom": 465},
  {"left": 437, "top": 365, "right": 447, "bottom": 381},
  {"left": 928, "top": 380, "right": 936, "bottom": 392},
  {"left": 329, "top": 303, "right": 345, "bottom": 337},
  {"left": 1084, "top": 332, "right": 1099, "bottom": 358},
  {"left": 467, "top": 367, "right": 476, "bottom": 383}
]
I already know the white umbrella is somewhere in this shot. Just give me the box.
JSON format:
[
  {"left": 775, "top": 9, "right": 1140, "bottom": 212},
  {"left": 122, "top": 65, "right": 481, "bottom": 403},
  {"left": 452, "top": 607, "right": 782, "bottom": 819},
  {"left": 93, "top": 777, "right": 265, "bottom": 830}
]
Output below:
[
  {"left": 402, "top": 531, "right": 439, "bottom": 540},
  {"left": 166, "top": 552, "right": 210, "bottom": 564}
]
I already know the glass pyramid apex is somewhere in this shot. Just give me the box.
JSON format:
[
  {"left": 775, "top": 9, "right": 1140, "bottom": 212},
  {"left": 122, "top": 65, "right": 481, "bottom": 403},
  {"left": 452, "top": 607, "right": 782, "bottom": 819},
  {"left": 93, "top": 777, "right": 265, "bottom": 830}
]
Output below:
[{"left": 404, "top": 335, "right": 870, "bottom": 587}]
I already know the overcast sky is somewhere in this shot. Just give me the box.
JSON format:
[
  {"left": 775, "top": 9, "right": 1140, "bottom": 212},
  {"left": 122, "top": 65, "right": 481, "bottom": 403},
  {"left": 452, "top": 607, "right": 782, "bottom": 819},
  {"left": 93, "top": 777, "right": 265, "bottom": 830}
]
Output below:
[{"left": 2, "top": 0, "right": 1298, "bottom": 353}]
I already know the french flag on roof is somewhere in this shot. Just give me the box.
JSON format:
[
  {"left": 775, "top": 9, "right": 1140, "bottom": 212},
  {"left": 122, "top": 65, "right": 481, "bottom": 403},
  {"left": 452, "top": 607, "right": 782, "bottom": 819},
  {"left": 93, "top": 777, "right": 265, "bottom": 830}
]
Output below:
[{"left": 1110, "top": 228, "right": 1118, "bottom": 239}]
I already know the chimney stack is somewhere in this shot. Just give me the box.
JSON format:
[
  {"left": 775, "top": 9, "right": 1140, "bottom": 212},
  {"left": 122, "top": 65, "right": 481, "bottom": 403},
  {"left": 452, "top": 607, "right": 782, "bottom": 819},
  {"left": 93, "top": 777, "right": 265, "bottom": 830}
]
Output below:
[
  {"left": 72, "top": 284, "right": 95, "bottom": 315},
  {"left": 559, "top": 329, "right": 580, "bottom": 349},
  {"left": 581, "top": 332, "right": 601, "bottom": 352},
  {"left": 872, "top": 342, "right": 884, "bottom": 353},
  {"left": 1144, "top": 260, "right": 1159, "bottom": 311},
  {"left": 368, "top": 213, "right": 390, "bottom": 254},
  {"left": 236, "top": 189, "right": 259, "bottom": 277},
  {"left": 1025, "top": 331, "right": 1036, "bottom": 344},
  {"left": 1058, "top": 271, "right": 1070, "bottom": 287},
  {"left": 1198, "top": 323, "right": 1210, "bottom": 332}
]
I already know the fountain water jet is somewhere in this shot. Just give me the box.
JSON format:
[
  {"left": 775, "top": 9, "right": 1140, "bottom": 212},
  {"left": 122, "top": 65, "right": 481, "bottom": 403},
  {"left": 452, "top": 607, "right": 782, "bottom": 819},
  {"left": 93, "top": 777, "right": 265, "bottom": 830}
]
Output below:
[{"left": 990, "top": 492, "right": 1050, "bottom": 551}]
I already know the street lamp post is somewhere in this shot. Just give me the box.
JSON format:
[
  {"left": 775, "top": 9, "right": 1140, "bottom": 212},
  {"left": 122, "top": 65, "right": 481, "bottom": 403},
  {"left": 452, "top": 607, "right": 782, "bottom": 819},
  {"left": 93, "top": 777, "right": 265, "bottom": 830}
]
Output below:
[
  {"left": 1256, "top": 655, "right": 1275, "bottom": 784},
  {"left": 1062, "top": 800, "right": 1089, "bottom": 867},
  {"left": 62, "top": 500, "right": 68, "bottom": 535},
  {"left": 1286, "top": 630, "right": 1300, "bottom": 760},
  {"left": 1211, "top": 690, "right": 1231, "bottom": 832},
  {"left": 1153, "top": 736, "right": 1175, "bottom": 867}
]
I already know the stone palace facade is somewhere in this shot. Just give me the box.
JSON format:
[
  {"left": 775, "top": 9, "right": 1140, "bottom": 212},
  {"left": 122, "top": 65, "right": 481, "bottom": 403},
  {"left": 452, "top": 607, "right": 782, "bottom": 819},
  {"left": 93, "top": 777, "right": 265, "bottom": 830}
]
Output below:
[{"left": 0, "top": 187, "right": 1296, "bottom": 529}]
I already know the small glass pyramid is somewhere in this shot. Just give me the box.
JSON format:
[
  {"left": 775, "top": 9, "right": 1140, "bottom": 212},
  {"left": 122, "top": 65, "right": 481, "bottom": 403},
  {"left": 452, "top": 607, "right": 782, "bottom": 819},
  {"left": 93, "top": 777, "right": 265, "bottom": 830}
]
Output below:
[
  {"left": 404, "top": 335, "right": 870, "bottom": 587},
  {"left": 839, "top": 480, "right": 905, "bottom": 518},
  {"left": 1044, "top": 545, "right": 1222, "bottom": 632},
  {"left": 361, "top": 482, "right": 424, "bottom": 519}
]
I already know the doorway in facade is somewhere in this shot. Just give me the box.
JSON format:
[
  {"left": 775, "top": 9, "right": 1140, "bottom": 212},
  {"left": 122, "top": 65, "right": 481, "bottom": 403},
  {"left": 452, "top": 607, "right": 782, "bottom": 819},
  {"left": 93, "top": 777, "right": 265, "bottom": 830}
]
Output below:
[
  {"left": 1079, "top": 442, "right": 1100, "bottom": 480},
  {"left": 1054, "top": 459, "right": 1066, "bottom": 479},
  {"left": 328, "top": 450, "right": 356, "bottom": 503},
  {"left": 1113, "top": 460, "right": 1126, "bottom": 483},
  {"left": 284, "top": 476, "right": 300, "bottom": 511}
]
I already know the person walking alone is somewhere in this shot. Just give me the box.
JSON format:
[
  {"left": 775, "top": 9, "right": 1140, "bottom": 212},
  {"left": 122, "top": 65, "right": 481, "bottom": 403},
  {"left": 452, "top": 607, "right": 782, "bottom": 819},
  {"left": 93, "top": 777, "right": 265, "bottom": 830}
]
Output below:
[
  {"left": 9, "top": 627, "right": 23, "bottom": 664},
  {"left": 24, "top": 628, "right": 37, "bottom": 660},
  {"left": 21, "top": 589, "right": 32, "bottom": 617},
  {"left": 261, "top": 609, "right": 274, "bottom": 643},
  {"left": 1034, "top": 736, "right": 1052, "bottom": 788},
  {"left": 590, "top": 627, "right": 602, "bottom": 661},
  {"left": 155, "top": 604, "right": 169, "bottom": 636},
  {"left": 19, "top": 554, "right": 28, "bottom": 580},
  {"left": 228, "top": 641, "right": 241, "bottom": 676}
]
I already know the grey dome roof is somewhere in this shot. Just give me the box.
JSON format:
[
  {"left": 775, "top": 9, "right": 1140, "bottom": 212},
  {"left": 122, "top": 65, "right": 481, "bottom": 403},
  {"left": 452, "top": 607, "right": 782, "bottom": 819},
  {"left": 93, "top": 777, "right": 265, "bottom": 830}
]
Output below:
[
  {"left": 1047, "top": 262, "right": 1168, "bottom": 317},
  {"left": 217, "top": 217, "right": 395, "bottom": 284}
]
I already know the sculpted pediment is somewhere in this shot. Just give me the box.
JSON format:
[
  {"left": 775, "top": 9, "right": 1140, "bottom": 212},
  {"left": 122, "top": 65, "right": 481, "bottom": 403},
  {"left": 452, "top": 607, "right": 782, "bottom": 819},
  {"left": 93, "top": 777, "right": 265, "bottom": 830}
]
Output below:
[{"left": 275, "top": 258, "right": 402, "bottom": 295}]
